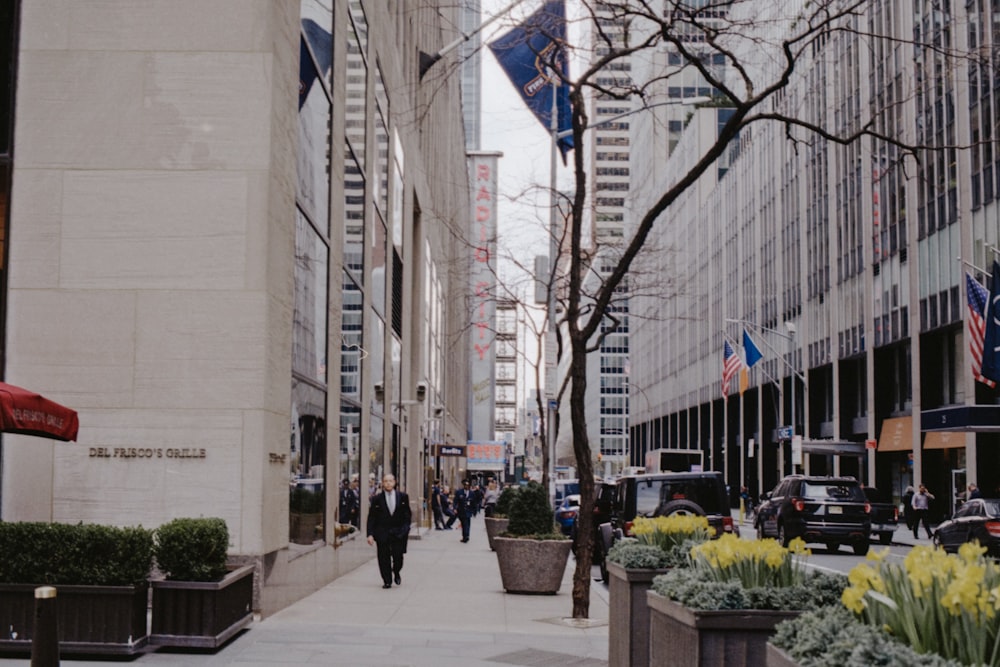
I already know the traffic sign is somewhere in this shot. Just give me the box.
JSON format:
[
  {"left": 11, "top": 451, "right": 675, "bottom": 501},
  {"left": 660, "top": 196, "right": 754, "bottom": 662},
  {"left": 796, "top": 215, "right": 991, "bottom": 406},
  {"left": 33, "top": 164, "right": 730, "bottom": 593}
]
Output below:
[{"left": 777, "top": 426, "right": 793, "bottom": 440}]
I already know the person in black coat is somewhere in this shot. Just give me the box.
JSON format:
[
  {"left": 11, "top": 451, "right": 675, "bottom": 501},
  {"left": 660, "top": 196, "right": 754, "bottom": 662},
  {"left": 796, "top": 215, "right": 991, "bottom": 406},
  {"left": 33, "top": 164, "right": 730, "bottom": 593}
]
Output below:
[
  {"left": 452, "top": 479, "right": 475, "bottom": 543},
  {"left": 366, "top": 473, "right": 412, "bottom": 588},
  {"left": 338, "top": 478, "right": 358, "bottom": 527}
]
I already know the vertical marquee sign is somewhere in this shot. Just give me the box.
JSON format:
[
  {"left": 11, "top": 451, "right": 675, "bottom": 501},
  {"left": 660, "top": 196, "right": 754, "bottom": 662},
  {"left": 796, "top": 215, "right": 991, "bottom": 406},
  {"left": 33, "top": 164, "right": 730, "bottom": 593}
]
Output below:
[{"left": 467, "top": 151, "right": 502, "bottom": 442}]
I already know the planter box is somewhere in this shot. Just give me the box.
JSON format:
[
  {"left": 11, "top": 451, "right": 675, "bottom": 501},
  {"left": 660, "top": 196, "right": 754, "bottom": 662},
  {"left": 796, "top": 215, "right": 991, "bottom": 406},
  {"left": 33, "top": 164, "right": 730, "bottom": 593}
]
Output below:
[
  {"left": 607, "top": 562, "right": 670, "bottom": 667},
  {"left": 484, "top": 517, "right": 509, "bottom": 551},
  {"left": 0, "top": 582, "right": 148, "bottom": 656},
  {"left": 647, "top": 591, "right": 801, "bottom": 667},
  {"left": 493, "top": 537, "right": 572, "bottom": 594},
  {"left": 150, "top": 564, "right": 255, "bottom": 649},
  {"left": 766, "top": 643, "right": 801, "bottom": 667}
]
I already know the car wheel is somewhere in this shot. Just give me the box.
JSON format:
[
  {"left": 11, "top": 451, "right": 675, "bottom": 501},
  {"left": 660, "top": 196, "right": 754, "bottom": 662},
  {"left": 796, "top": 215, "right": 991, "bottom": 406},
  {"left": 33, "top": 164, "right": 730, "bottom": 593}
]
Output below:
[
  {"left": 598, "top": 547, "right": 609, "bottom": 583},
  {"left": 826, "top": 542, "right": 840, "bottom": 553},
  {"left": 777, "top": 523, "right": 790, "bottom": 548},
  {"left": 658, "top": 499, "right": 706, "bottom": 517},
  {"left": 879, "top": 532, "right": 892, "bottom": 545},
  {"left": 852, "top": 541, "right": 869, "bottom": 556}
]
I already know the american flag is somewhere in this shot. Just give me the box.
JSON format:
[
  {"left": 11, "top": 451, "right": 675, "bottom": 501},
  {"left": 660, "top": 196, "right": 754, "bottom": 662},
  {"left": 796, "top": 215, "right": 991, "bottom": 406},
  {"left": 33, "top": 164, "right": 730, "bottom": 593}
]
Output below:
[
  {"left": 966, "top": 272, "right": 996, "bottom": 388},
  {"left": 722, "top": 340, "right": 744, "bottom": 399}
]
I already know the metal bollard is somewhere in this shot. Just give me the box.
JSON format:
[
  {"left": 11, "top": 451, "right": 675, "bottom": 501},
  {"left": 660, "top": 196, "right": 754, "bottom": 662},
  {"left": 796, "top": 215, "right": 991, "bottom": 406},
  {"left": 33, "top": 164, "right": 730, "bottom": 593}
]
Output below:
[{"left": 31, "top": 586, "right": 58, "bottom": 667}]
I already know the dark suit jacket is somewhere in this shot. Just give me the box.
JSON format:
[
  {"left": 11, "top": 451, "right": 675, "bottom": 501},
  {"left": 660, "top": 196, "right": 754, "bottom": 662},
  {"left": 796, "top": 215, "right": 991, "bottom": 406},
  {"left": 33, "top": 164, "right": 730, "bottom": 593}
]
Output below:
[{"left": 367, "top": 490, "right": 412, "bottom": 545}]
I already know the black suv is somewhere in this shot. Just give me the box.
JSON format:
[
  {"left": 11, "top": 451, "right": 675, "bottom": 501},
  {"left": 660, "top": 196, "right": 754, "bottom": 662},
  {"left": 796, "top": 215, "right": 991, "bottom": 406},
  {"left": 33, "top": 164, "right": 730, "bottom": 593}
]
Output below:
[
  {"left": 755, "top": 475, "right": 871, "bottom": 554},
  {"left": 595, "top": 471, "right": 736, "bottom": 581},
  {"left": 571, "top": 480, "right": 618, "bottom": 577}
]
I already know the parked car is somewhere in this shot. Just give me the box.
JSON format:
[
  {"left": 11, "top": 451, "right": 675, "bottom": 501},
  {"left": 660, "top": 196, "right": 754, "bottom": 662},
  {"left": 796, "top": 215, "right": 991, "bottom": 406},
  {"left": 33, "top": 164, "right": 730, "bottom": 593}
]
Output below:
[
  {"left": 555, "top": 494, "right": 581, "bottom": 536},
  {"left": 755, "top": 475, "right": 871, "bottom": 555},
  {"left": 571, "top": 481, "right": 618, "bottom": 580},
  {"left": 594, "top": 471, "right": 737, "bottom": 581},
  {"left": 553, "top": 478, "right": 580, "bottom": 509},
  {"left": 933, "top": 497, "right": 1000, "bottom": 556},
  {"left": 862, "top": 485, "right": 899, "bottom": 544}
]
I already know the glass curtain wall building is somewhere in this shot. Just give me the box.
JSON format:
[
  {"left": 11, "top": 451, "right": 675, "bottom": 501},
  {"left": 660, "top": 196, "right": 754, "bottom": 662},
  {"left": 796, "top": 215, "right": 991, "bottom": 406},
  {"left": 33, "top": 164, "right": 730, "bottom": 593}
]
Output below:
[{"left": 629, "top": 0, "right": 1000, "bottom": 517}]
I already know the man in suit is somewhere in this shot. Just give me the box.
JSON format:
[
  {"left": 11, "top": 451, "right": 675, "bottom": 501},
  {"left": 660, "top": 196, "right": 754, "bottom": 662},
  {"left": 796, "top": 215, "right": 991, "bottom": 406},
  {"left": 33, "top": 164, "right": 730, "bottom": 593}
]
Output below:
[
  {"left": 453, "top": 478, "right": 475, "bottom": 543},
  {"left": 366, "top": 473, "right": 411, "bottom": 588}
]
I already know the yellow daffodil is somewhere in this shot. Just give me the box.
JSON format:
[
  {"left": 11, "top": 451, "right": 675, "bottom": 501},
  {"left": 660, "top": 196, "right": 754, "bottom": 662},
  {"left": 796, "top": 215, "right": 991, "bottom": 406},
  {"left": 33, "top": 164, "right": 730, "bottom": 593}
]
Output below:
[{"left": 845, "top": 541, "right": 1000, "bottom": 665}]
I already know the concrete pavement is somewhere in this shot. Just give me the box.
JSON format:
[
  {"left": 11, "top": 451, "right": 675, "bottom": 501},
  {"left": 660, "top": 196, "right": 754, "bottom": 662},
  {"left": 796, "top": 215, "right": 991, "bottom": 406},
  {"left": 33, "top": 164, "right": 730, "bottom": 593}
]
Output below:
[{"left": 15, "top": 514, "right": 610, "bottom": 667}]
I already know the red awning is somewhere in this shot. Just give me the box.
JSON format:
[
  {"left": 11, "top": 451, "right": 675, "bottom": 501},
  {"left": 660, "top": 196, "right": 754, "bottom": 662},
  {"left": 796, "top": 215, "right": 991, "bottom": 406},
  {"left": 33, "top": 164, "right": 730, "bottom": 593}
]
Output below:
[{"left": 0, "top": 382, "right": 79, "bottom": 441}]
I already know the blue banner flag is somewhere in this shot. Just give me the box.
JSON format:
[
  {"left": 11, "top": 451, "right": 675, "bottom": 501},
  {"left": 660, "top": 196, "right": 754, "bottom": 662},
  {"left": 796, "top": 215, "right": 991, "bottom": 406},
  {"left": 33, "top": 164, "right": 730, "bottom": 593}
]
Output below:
[
  {"left": 982, "top": 260, "right": 1000, "bottom": 383},
  {"left": 742, "top": 329, "right": 763, "bottom": 368},
  {"left": 488, "top": 1, "right": 573, "bottom": 158}
]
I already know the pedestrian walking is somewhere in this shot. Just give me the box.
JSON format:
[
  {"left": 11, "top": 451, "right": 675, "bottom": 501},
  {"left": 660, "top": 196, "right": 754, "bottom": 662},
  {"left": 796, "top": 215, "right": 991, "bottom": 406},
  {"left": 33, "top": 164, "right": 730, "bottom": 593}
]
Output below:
[
  {"left": 469, "top": 479, "right": 483, "bottom": 516},
  {"left": 482, "top": 480, "right": 500, "bottom": 517},
  {"left": 901, "top": 485, "right": 915, "bottom": 532},
  {"left": 431, "top": 479, "right": 446, "bottom": 529},
  {"left": 338, "top": 478, "right": 358, "bottom": 527},
  {"left": 910, "top": 483, "right": 935, "bottom": 540},
  {"left": 442, "top": 485, "right": 456, "bottom": 529},
  {"left": 366, "top": 473, "right": 412, "bottom": 588},
  {"left": 453, "top": 479, "right": 475, "bottom": 542}
]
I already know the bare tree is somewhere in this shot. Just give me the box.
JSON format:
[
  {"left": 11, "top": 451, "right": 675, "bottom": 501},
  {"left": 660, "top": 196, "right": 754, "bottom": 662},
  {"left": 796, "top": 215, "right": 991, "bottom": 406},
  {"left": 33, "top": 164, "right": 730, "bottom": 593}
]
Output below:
[
  {"left": 420, "top": 0, "right": 976, "bottom": 619},
  {"left": 553, "top": 0, "right": 970, "bottom": 619}
]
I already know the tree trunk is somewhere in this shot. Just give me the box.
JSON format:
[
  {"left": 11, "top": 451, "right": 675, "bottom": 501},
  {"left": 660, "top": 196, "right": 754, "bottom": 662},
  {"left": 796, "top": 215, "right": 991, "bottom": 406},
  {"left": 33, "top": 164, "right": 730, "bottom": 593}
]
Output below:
[{"left": 569, "top": 336, "right": 595, "bottom": 618}]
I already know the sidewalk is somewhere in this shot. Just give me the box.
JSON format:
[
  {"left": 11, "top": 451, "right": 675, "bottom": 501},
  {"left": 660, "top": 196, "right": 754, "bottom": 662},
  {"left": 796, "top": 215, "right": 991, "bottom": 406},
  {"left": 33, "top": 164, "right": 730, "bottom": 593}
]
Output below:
[{"left": 17, "top": 514, "right": 610, "bottom": 667}]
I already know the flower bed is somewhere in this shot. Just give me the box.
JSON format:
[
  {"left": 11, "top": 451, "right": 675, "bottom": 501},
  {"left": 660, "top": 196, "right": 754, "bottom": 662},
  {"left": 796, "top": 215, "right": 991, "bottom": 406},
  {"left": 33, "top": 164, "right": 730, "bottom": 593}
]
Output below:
[{"left": 838, "top": 543, "right": 1000, "bottom": 665}]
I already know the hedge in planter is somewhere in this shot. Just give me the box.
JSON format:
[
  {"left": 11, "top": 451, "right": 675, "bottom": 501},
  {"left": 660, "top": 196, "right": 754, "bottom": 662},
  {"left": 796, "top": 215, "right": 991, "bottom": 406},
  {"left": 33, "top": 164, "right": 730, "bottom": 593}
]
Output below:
[
  {"left": 606, "top": 540, "right": 692, "bottom": 667},
  {"left": 769, "top": 606, "right": 962, "bottom": 667},
  {"left": 150, "top": 517, "right": 254, "bottom": 649},
  {"left": 0, "top": 521, "right": 153, "bottom": 656},
  {"left": 493, "top": 482, "right": 572, "bottom": 594}
]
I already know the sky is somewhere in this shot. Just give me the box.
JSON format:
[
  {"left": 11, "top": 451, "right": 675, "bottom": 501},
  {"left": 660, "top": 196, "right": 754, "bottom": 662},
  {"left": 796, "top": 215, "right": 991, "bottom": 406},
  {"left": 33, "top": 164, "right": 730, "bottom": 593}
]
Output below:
[{"left": 478, "top": 0, "right": 574, "bottom": 296}]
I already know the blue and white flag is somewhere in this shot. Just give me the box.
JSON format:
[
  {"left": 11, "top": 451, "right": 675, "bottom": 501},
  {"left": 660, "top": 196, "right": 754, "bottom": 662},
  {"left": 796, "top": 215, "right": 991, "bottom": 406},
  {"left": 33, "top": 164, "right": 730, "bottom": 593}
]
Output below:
[
  {"left": 488, "top": 1, "right": 574, "bottom": 159},
  {"left": 981, "top": 260, "right": 1000, "bottom": 383},
  {"left": 743, "top": 329, "right": 763, "bottom": 368}
]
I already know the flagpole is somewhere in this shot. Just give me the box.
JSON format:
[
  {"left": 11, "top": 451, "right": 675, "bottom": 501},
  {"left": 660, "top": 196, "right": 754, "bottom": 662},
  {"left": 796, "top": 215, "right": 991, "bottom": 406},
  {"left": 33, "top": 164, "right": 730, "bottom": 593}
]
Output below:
[{"left": 419, "top": 0, "right": 530, "bottom": 80}]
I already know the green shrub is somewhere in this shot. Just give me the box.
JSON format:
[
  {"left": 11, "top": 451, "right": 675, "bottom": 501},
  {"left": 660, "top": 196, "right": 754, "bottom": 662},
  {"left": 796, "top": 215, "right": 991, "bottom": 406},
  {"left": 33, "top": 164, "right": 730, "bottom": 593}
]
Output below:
[
  {"left": 494, "top": 485, "right": 519, "bottom": 518},
  {"left": 0, "top": 521, "right": 153, "bottom": 586},
  {"left": 290, "top": 487, "right": 324, "bottom": 513},
  {"left": 154, "top": 517, "right": 229, "bottom": 582},
  {"left": 651, "top": 567, "right": 846, "bottom": 611},
  {"left": 771, "top": 606, "right": 963, "bottom": 666},
  {"left": 607, "top": 542, "right": 674, "bottom": 569},
  {"left": 505, "top": 481, "right": 560, "bottom": 537}
]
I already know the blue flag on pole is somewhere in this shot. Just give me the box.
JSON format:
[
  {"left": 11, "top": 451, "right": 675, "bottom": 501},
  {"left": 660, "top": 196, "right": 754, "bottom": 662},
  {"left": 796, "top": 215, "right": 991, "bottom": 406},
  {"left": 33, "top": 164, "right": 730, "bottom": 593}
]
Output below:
[
  {"left": 488, "top": 1, "right": 574, "bottom": 159},
  {"left": 743, "top": 329, "right": 763, "bottom": 368},
  {"left": 981, "top": 260, "right": 1000, "bottom": 383}
]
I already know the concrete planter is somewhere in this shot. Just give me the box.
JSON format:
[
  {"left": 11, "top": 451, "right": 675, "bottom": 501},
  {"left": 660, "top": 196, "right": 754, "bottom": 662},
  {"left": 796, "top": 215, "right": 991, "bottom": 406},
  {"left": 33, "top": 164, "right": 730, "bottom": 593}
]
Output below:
[
  {"left": 607, "top": 562, "right": 670, "bottom": 667},
  {"left": 484, "top": 517, "right": 509, "bottom": 551},
  {"left": 493, "top": 537, "right": 572, "bottom": 594},
  {"left": 150, "top": 564, "right": 255, "bottom": 649},
  {"left": 766, "top": 643, "right": 801, "bottom": 667},
  {"left": 0, "top": 582, "right": 149, "bottom": 656},
  {"left": 647, "top": 591, "right": 801, "bottom": 667}
]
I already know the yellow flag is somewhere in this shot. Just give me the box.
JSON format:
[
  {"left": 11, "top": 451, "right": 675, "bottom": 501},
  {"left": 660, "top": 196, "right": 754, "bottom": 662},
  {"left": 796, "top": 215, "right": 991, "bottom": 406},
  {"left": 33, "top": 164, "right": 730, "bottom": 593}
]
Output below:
[{"left": 739, "top": 368, "right": 749, "bottom": 395}]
